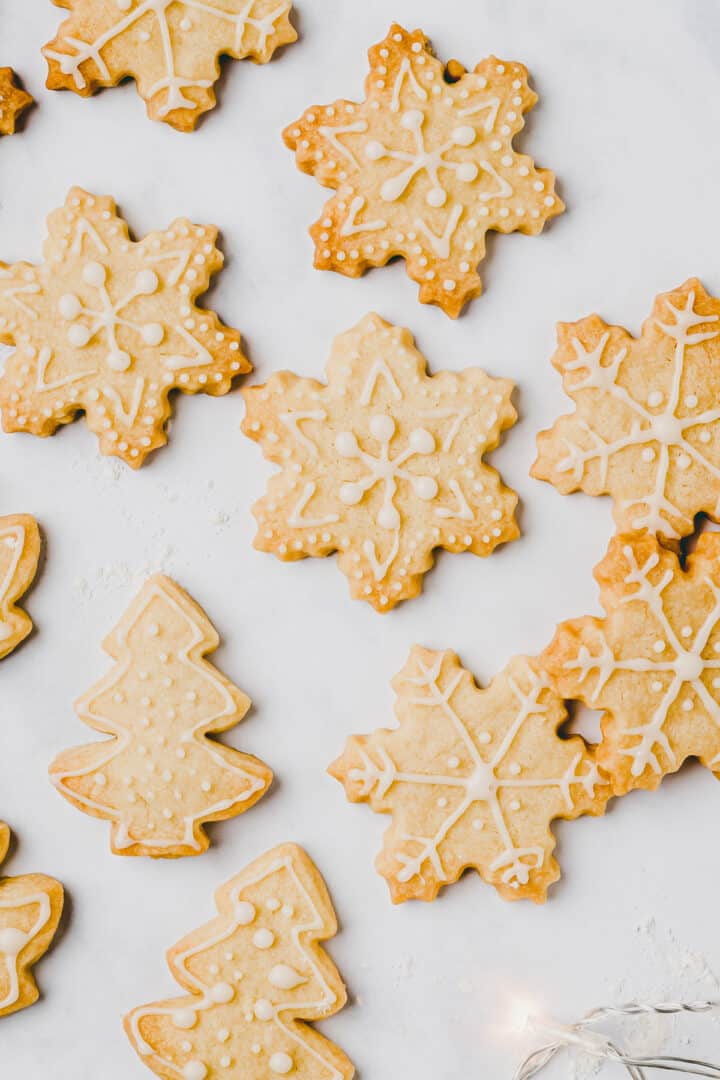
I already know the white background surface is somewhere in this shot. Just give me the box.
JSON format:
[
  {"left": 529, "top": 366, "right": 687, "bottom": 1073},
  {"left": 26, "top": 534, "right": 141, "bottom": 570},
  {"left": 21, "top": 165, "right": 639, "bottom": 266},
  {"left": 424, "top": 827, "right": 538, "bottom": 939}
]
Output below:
[{"left": 2, "top": 2, "right": 720, "bottom": 1077}]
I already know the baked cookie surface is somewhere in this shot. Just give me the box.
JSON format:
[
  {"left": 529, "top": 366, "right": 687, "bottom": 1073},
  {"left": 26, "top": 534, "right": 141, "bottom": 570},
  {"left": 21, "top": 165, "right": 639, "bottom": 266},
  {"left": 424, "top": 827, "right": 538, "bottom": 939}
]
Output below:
[
  {"left": 533, "top": 279, "right": 720, "bottom": 541},
  {"left": 0, "top": 823, "right": 64, "bottom": 1018},
  {"left": 44, "top": 0, "right": 296, "bottom": 130},
  {"left": 243, "top": 313, "right": 518, "bottom": 611},
  {"left": 50, "top": 574, "right": 272, "bottom": 856},
  {"left": 284, "top": 24, "right": 563, "bottom": 316},
  {"left": 125, "top": 843, "right": 354, "bottom": 1079},
  {"left": 0, "top": 187, "right": 249, "bottom": 467},
  {"left": 331, "top": 647, "right": 608, "bottom": 903},
  {"left": 543, "top": 532, "right": 720, "bottom": 796}
]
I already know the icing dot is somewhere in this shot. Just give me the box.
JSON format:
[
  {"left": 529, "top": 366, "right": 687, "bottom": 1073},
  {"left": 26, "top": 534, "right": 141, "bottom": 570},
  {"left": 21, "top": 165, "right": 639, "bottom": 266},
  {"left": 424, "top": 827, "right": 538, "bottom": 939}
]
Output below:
[
  {"left": 681, "top": 625, "right": 693, "bottom": 638},
  {"left": 210, "top": 982, "right": 234, "bottom": 1004},
  {"left": 136, "top": 269, "right": 159, "bottom": 294},
  {"left": 651, "top": 680, "right": 663, "bottom": 692},
  {"left": 68, "top": 324, "right": 91, "bottom": 347},
  {"left": 270, "top": 1053, "right": 294, "bottom": 1075},
  {"left": 59, "top": 294, "right": 81, "bottom": 319},
  {"left": 641, "top": 447, "right": 655, "bottom": 463},
  {"left": 653, "top": 640, "right": 666, "bottom": 653},
  {"left": 182, "top": 1064, "right": 207, "bottom": 1080},
  {"left": 254, "top": 999, "right": 274, "bottom": 1021},
  {"left": 448, "top": 756, "right": 460, "bottom": 768},
  {"left": 269, "top": 964, "right": 307, "bottom": 990},
  {"left": 647, "top": 390, "right": 663, "bottom": 407},
  {"left": 83, "top": 261, "right": 106, "bottom": 287},
  {"left": 234, "top": 902, "right": 256, "bottom": 927},
  {"left": 685, "top": 394, "right": 698, "bottom": 408},
  {"left": 172, "top": 1009, "right": 197, "bottom": 1030},
  {"left": 253, "top": 929, "right": 275, "bottom": 950},
  {"left": 142, "top": 323, "right": 164, "bottom": 346}
]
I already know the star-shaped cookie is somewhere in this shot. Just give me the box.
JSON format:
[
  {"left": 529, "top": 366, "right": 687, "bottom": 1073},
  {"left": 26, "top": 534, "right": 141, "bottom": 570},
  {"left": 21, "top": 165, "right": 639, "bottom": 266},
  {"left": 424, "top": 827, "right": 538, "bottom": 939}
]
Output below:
[
  {"left": 44, "top": 0, "right": 297, "bottom": 131},
  {"left": 542, "top": 532, "right": 720, "bottom": 796},
  {"left": 0, "top": 514, "right": 40, "bottom": 661},
  {"left": 533, "top": 279, "right": 720, "bottom": 541},
  {"left": 0, "top": 823, "right": 64, "bottom": 1018},
  {"left": 331, "top": 647, "right": 609, "bottom": 903},
  {"left": 284, "top": 23, "right": 563, "bottom": 317},
  {"left": 0, "top": 187, "right": 249, "bottom": 467},
  {"left": 0, "top": 69, "right": 33, "bottom": 135},
  {"left": 242, "top": 313, "right": 518, "bottom": 611}
]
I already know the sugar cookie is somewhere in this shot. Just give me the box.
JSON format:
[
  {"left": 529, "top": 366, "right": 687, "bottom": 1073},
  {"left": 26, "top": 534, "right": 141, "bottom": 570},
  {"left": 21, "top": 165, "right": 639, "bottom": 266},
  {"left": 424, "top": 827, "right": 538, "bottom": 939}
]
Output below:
[
  {"left": 0, "top": 823, "right": 63, "bottom": 1018},
  {"left": 283, "top": 23, "right": 563, "bottom": 317},
  {"left": 44, "top": 1, "right": 296, "bottom": 131},
  {"left": 242, "top": 313, "right": 518, "bottom": 611},
  {"left": 0, "top": 69, "right": 33, "bottom": 135},
  {"left": 49, "top": 574, "right": 272, "bottom": 857},
  {"left": 533, "top": 279, "right": 720, "bottom": 541},
  {"left": 0, "top": 514, "right": 40, "bottom": 661},
  {"left": 330, "top": 647, "right": 608, "bottom": 903},
  {"left": 125, "top": 843, "right": 354, "bottom": 1079},
  {"left": 0, "top": 187, "right": 249, "bottom": 467},
  {"left": 542, "top": 532, "right": 720, "bottom": 796}
]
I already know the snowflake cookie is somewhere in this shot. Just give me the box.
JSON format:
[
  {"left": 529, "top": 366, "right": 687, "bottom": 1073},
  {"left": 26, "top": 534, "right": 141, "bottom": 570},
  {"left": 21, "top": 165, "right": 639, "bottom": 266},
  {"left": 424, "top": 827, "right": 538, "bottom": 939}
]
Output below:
[
  {"left": 49, "top": 574, "right": 273, "bottom": 857},
  {"left": 0, "top": 515, "right": 40, "bottom": 661},
  {"left": 126, "top": 843, "right": 354, "bottom": 1080},
  {"left": 330, "top": 647, "right": 608, "bottom": 903},
  {"left": 542, "top": 531, "right": 720, "bottom": 796},
  {"left": 0, "top": 187, "right": 249, "bottom": 467},
  {"left": 0, "top": 823, "right": 64, "bottom": 1018},
  {"left": 533, "top": 279, "right": 720, "bottom": 541},
  {"left": 283, "top": 23, "right": 563, "bottom": 318},
  {"left": 0, "top": 69, "right": 33, "bottom": 135},
  {"left": 242, "top": 313, "right": 518, "bottom": 612},
  {"left": 44, "top": 0, "right": 296, "bottom": 131}
]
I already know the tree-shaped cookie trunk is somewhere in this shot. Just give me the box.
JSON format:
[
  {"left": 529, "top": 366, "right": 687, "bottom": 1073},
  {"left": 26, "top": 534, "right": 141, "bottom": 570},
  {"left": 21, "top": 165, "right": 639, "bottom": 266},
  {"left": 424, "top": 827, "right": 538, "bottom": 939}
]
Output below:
[
  {"left": 125, "top": 843, "right": 354, "bottom": 1080},
  {"left": 0, "top": 823, "right": 64, "bottom": 1018},
  {"left": 49, "top": 575, "right": 272, "bottom": 857}
]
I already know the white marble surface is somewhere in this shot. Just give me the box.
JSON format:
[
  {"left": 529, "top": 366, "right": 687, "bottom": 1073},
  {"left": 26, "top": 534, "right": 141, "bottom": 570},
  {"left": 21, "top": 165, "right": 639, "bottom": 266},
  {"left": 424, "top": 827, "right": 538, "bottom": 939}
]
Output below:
[{"left": 2, "top": 1, "right": 720, "bottom": 1077}]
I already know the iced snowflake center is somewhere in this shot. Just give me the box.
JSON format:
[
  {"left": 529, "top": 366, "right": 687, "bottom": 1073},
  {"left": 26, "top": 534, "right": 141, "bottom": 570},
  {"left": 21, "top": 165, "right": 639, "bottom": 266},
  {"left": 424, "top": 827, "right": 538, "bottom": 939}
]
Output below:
[
  {"left": 58, "top": 260, "right": 163, "bottom": 372},
  {"left": 674, "top": 650, "right": 704, "bottom": 681},
  {"left": 336, "top": 413, "right": 438, "bottom": 530},
  {"left": 464, "top": 760, "right": 496, "bottom": 801},
  {"left": 365, "top": 109, "right": 479, "bottom": 208},
  {"left": 649, "top": 410, "right": 684, "bottom": 446}
]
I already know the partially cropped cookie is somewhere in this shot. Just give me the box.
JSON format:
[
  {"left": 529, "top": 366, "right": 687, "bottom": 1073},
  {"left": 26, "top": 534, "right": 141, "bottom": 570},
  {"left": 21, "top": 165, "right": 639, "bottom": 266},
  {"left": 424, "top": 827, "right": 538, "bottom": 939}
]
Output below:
[
  {"left": 0, "top": 515, "right": 40, "bottom": 660},
  {"left": 125, "top": 843, "right": 354, "bottom": 1080},
  {"left": 330, "top": 647, "right": 609, "bottom": 903},
  {"left": 0, "top": 823, "right": 63, "bottom": 1018},
  {"left": 49, "top": 574, "right": 272, "bottom": 856},
  {"left": 44, "top": 1, "right": 296, "bottom": 131},
  {"left": 0, "top": 69, "right": 33, "bottom": 135},
  {"left": 533, "top": 279, "right": 720, "bottom": 541},
  {"left": 542, "top": 532, "right": 720, "bottom": 796},
  {"left": 242, "top": 313, "right": 518, "bottom": 611},
  {"left": 0, "top": 187, "right": 249, "bottom": 467},
  {"left": 284, "top": 23, "right": 563, "bottom": 317}
]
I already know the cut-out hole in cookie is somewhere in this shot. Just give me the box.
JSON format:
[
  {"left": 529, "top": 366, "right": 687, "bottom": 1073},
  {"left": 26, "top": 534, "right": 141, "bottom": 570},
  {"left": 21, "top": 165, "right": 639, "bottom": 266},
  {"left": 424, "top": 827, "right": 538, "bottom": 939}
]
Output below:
[{"left": 560, "top": 702, "right": 604, "bottom": 745}]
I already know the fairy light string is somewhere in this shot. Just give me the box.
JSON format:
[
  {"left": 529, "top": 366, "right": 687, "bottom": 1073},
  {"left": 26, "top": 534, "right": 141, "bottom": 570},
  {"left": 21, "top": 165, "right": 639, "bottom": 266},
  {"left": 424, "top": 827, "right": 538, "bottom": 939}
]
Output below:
[{"left": 513, "top": 1000, "right": 720, "bottom": 1079}]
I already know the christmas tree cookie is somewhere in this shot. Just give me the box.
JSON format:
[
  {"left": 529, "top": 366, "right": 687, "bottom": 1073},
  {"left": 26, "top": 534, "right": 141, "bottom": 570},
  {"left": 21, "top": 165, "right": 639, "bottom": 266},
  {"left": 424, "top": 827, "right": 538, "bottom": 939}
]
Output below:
[
  {"left": 284, "top": 24, "right": 563, "bottom": 317},
  {"left": 533, "top": 279, "right": 720, "bottom": 541},
  {"left": 331, "top": 647, "right": 609, "bottom": 903},
  {"left": 0, "top": 187, "right": 249, "bottom": 467},
  {"left": 243, "top": 313, "right": 518, "bottom": 611},
  {"left": 44, "top": 1, "right": 297, "bottom": 131},
  {"left": 0, "top": 823, "right": 64, "bottom": 1018},
  {"left": 125, "top": 843, "right": 354, "bottom": 1079},
  {"left": 0, "top": 69, "right": 33, "bottom": 135},
  {"left": 542, "top": 532, "right": 720, "bottom": 796},
  {"left": 0, "top": 514, "right": 40, "bottom": 661},
  {"left": 49, "top": 574, "right": 272, "bottom": 857}
]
